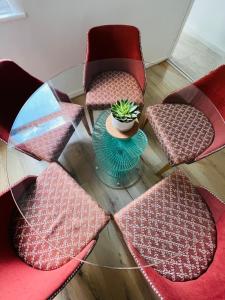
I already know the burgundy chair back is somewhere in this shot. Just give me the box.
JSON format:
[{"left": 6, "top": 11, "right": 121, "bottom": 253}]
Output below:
[
  {"left": 0, "top": 60, "right": 42, "bottom": 142},
  {"left": 84, "top": 25, "right": 146, "bottom": 92},
  {"left": 195, "top": 65, "right": 225, "bottom": 119},
  {"left": 163, "top": 65, "right": 225, "bottom": 161},
  {"left": 0, "top": 177, "right": 36, "bottom": 265}
]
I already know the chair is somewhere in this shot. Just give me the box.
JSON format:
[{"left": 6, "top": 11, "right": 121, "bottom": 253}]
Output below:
[
  {"left": 15, "top": 101, "right": 86, "bottom": 162},
  {"left": 84, "top": 25, "right": 146, "bottom": 126},
  {"left": 115, "top": 170, "right": 225, "bottom": 300},
  {"left": 0, "top": 164, "right": 109, "bottom": 299},
  {"left": 145, "top": 65, "right": 225, "bottom": 175},
  {"left": 0, "top": 60, "right": 90, "bottom": 162}
]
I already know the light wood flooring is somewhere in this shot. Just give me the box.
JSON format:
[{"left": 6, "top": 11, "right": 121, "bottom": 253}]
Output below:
[
  {"left": 1, "top": 61, "right": 225, "bottom": 300},
  {"left": 170, "top": 31, "right": 225, "bottom": 80}
]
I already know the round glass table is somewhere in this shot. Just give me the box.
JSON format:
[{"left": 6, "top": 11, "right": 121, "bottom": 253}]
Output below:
[{"left": 6, "top": 59, "right": 211, "bottom": 272}]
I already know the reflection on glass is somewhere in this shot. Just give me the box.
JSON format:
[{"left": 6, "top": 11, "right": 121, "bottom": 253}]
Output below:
[{"left": 12, "top": 83, "right": 60, "bottom": 130}]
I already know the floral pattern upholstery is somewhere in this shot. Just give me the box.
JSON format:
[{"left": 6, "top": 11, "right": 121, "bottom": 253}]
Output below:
[
  {"left": 12, "top": 163, "right": 109, "bottom": 270},
  {"left": 86, "top": 71, "right": 144, "bottom": 110},
  {"left": 146, "top": 104, "right": 214, "bottom": 165},
  {"left": 17, "top": 103, "right": 84, "bottom": 162},
  {"left": 115, "top": 170, "right": 216, "bottom": 282}
]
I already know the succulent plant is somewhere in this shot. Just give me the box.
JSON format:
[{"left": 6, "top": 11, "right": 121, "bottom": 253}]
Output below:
[{"left": 111, "top": 99, "right": 140, "bottom": 123}]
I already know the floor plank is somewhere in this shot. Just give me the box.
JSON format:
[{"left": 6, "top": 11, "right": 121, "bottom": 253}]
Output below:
[{"left": 171, "top": 31, "right": 225, "bottom": 80}]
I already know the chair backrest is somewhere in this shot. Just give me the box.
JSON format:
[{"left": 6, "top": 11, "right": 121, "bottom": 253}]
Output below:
[
  {"left": 163, "top": 65, "right": 225, "bottom": 160},
  {"left": 0, "top": 177, "right": 36, "bottom": 254},
  {"left": 0, "top": 60, "right": 42, "bottom": 142},
  {"left": 84, "top": 25, "right": 146, "bottom": 92},
  {"left": 194, "top": 65, "right": 225, "bottom": 120}
]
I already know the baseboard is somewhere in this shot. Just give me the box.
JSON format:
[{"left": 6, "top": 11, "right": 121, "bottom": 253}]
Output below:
[
  {"left": 167, "top": 59, "right": 193, "bottom": 82},
  {"left": 145, "top": 57, "right": 168, "bottom": 68},
  {"left": 68, "top": 88, "right": 84, "bottom": 99},
  {"left": 183, "top": 27, "right": 225, "bottom": 57}
]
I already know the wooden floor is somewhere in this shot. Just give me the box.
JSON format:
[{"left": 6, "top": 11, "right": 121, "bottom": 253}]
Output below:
[
  {"left": 170, "top": 31, "right": 225, "bottom": 80},
  {"left": 1, "top": 61, "right": 225, "bottom": 300}
]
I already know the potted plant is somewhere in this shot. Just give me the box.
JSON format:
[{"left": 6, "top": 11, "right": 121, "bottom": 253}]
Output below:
[{"left": 111, "top": 99, "right": 140, "bottom": 132}]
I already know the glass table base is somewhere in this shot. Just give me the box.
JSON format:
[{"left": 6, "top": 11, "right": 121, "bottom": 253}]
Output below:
[
  {"left": 92, "top": 110, "right": 148, "bottom": 189},
  {"left": 95, "top": 161, "right": 142, "bottom": 189}
]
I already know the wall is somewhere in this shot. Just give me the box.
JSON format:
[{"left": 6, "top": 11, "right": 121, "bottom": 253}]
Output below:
[
  {"left": 0, "top": 0, "right": 193, "bottom": 81},
  {"left": 184, "top": 0, "right": 225, "bottom": 54}
]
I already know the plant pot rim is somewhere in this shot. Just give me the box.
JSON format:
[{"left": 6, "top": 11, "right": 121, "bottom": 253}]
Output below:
[{"left": 111, "top": 114, "right": 136, "bottom": 123}]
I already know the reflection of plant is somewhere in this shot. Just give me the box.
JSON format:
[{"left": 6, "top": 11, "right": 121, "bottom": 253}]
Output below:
[{"left": 111, "top": 99, "right": 140, "bottom": 123}]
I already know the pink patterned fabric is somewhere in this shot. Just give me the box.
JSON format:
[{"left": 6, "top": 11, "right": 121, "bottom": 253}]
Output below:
[
  {"left": 59, "top": 102, "right": 84, "bottom": 125},
  {"left": 18, "top": 124, "right": 74, "bottom": 162},
  {"left": 17, "top": 103, "right": 84, "bottom": 162},
  {"left": 12, "top": 163, "right": 109, "bottom": 270},
  {"left": 86, "top": 70, "right": 144, "bottom": 110},
  {"left": 115, "top": 170, "right": 216, "bottom": 282},
  {"left": 146, "top": 104, "right": 214, "bottom": 165}
]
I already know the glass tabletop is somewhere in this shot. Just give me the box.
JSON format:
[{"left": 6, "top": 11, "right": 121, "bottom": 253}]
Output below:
[{"left": 6, "top": 59, "right": 220, "bottom": 270}]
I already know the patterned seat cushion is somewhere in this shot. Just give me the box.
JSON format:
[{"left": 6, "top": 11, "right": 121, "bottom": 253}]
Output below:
[
  {"left": 146, "top": 104, "right": 214, "bottom": 165},
  {"left": 115, "top": 170, "right": 216, "bottom": 282},
  {"left": 12, "top": 163, "right": 109, "bottom": 270},
  {"left": 86, "top": 71, "right": 144, "bottom": 109},
  {"left": 17, "top": 103, "right": 84, "bottom": 162},
  {"left": 60, "top": 102, "right": 84, "bottom": 126}
]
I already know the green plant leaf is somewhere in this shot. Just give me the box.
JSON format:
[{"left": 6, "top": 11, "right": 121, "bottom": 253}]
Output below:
[{"left": 111, "top": 99, "right": 140, "bottom": 122}]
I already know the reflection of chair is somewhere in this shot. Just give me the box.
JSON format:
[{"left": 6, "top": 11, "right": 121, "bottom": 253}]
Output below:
[
  {"left": 16, "top": 102, "right": 85, "bottom": 162},
  {"left": 84, "top": 25, "right": 146, "bottom": 126},
  {"left": 115, "top": 170, "right": 225, "bottom": 300},
  {"left": 0, "top": 164, "right": 109, "bottom": 299},
  {"left": 146, "top": 65, "right": 225, "bottom": 175},
  {"left": 0, "top": 60, "right": 90, "bottom": 162}
]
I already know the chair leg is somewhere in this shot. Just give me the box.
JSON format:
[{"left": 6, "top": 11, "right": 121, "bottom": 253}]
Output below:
[
  {"left": 139, "top": 115, "right": 148, "bottom": 129},
  {"left": 88, "top": 107, "right": 95, "bottom": 128},
  {"left": 156, "top": 163, "right": 172, "bottom": 177},
  {"left": 139, "top": 105, "right": 148, "bottom": 129},
  {"left": 82, "top": 114, "right": 91, "bottom": 136}
]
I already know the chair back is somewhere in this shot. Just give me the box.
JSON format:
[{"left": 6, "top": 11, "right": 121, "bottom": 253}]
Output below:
[
  {"left": 0, "top": 60, "right": 42, "bottom": 142},
  {"left": 194, "top": 65, "right": 225, "bottom": 120},
  {"left": 84, "top": 25, "right": 145, "bottom": 92},
  {"left": 0, "top": 177, "right": 36, "bottom": 255}
]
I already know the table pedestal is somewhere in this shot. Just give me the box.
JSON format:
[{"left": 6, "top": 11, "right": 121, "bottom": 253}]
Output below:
[{"left": 92, "top": 111, "right": 148, "bottom": 188}]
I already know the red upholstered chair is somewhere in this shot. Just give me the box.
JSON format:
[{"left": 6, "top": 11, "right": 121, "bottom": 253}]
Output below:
[
  {"left": 115, "top": 170, "right": 225, "bottom": 300},
  {"left": 0, "top": 60, "right": 90, "bottom": 162},
  {"left": 84, "top": 25, "right": 146, "bottom": 125},
  {"left": 14, "top": 102, "right": 85, "bottom": 162},
  {"left": 0, "top": 165, "right": 109, "bottom": 299},
  {"left": 146, "top": 65, "right": 225, "bottom": 175}
]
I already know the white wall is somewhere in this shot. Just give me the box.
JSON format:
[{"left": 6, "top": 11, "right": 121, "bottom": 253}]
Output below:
[
  {"left": 184, "top": 0, "right": 225, "bottom": 54},
  {"left": 0, "top": 0, "right": 193, "bottom": 81}
]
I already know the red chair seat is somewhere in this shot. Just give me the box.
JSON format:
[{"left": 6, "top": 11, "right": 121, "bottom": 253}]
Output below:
[
  {"left": 115, "top": 170, "right": 216, "bottom": 282},
  {"left": 86, "top": 71, "right": 144, "bottom": 110},
  {"left": 12, "top": 163, "right": 109, "bottom": 270},
  {"left": 17, "top": 102, "right": 84, "bottom": 162},
  {"left": 146, "top": 104, "right": 214, "bottom": 165}
]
